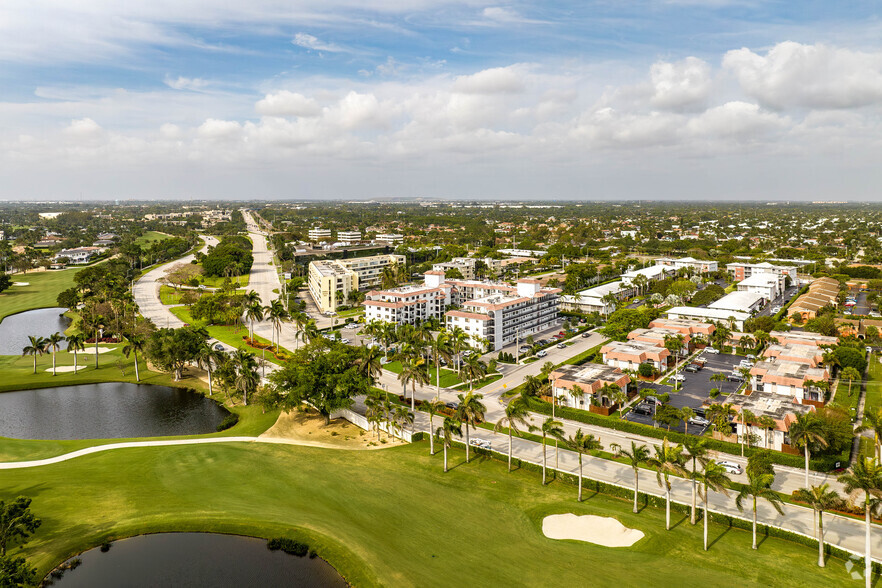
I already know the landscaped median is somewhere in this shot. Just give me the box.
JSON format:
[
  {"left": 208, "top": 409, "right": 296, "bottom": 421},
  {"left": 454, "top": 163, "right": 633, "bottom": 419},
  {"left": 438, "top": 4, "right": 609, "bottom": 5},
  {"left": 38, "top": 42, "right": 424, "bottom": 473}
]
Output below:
[{"left": 168, "top": 306, "right": 289, "bottom": 362}]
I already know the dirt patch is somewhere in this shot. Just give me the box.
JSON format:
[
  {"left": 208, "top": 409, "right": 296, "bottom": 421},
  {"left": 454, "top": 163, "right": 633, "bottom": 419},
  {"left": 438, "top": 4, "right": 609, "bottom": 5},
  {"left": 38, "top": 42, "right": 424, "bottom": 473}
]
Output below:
[{"left": 260, "top": 409, "right": 405, "bottom": 450}]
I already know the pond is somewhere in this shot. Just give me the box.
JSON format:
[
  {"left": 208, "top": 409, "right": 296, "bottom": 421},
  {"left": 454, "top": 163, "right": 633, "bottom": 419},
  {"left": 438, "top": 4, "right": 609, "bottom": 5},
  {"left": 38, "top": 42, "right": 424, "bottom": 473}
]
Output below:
[
  {"left": 0, "top": 307, "right": 71, "bottom": 356},
  {"left": 50, "top": 533, "right": 348, "bottom": 587},
  {"left": 0, "top": 383, "right": 229, "bottom": 440}
]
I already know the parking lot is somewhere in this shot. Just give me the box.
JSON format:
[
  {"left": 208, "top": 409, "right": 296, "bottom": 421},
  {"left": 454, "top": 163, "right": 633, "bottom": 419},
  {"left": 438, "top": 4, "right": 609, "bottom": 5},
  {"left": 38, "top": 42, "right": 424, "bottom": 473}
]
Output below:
[{"left": 624, "top": 349, "right": 748, "bottom": 435}]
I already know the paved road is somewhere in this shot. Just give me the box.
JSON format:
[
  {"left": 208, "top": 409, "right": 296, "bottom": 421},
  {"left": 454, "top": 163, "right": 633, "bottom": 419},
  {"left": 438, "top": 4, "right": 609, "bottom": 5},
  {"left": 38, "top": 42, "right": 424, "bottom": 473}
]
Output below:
[{"left": 133, "top": 236, "right": 218, "bottom": 329}]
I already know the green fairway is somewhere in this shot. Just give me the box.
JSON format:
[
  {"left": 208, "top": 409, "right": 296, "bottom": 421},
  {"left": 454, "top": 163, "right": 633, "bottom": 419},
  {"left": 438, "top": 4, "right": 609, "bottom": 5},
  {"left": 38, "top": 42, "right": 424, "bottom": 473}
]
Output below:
[
  {"left": 0, "top": 269, "right": 79, "bottom": 321},
  {"left": 6, "top": 440, "right": 859, "bottom": 587},
  {"left": 134, "top": 230, "right": 174, "bottom": 246}
]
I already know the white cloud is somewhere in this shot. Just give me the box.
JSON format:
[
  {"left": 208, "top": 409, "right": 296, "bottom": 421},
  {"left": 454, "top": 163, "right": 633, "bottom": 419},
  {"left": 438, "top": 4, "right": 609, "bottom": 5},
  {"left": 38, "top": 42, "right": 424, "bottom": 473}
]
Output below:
[
  {"left": 255, "top": 91, "right": 321, "bottom": 117},
  {"left": 723, "top": 41, "right": 882, "bottom": 110},
  {"left": 650, "top": 57, "right": 711, "bottom": 110},
  {"left": 480, "top": 7, "right": 548, "bottom": 25},
  {"left": 292, "top": 32, "right": 345, "bottom": 53},
  {"left": 453, "top": 65, "right": 526, "bottom": 94},
  {"left": 686, "top": 101, "right": 788, "bottom": 139},
  {"left": 64, "top": 117, "right": 103, "bottom": 136},
  {"left": 164, "top": 76, "right": 209, "bottom": 91},
  {"left": 197, "top": 118, "right": 242, "bottom": 140}
]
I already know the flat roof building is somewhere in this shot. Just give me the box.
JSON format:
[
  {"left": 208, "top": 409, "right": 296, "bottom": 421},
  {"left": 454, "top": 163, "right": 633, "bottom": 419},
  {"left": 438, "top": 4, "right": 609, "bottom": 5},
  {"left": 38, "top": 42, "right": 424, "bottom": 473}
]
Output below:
[
  {"left": 550, "top": 363, "right": 631, "bottom": 410},
  {"left": 666, "top": 306, "right": 751, "bottom": 331},
  {"left": 709, "top": 291, "right": 765, "bottom": 314}
]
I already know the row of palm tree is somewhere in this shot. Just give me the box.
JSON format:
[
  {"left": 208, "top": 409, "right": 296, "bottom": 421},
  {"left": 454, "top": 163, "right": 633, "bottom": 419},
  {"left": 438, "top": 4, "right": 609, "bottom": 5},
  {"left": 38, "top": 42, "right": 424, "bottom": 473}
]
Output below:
[
  {"left": 21, "top": 331, "right": 146, "bottom": 379},
  {"left": 192, "top": 340, "right": 261, "bottom": 405}
]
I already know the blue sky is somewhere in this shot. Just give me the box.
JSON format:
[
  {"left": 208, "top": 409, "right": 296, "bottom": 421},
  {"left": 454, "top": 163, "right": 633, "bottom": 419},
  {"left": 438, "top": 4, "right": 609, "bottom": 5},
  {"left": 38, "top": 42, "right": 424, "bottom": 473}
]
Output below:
[{"left": 2, "top": 1, "right": 882, "bottom": 200}]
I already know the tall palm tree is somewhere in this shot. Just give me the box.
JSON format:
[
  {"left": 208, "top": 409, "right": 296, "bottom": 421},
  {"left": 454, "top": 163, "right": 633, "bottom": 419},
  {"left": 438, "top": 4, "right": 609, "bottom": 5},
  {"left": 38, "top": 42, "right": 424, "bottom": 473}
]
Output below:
[
  {"left": 494, "top": 398, "right": 535, "bottom": 472},
  {"left": 232, "top": 349, "right": 259, "bottom": 406},
  {"left": 437, "top": 416, "right": 462, "bottom": 473},
  {"left": 710, "top": 372, "right": 727, "bottom": 395},
  {"left": 462, "top": 354, "right": 487, "bottom": 390},
  {"left": 291, "top": 311, "right": 309, "bottom": 349},
  {"left": 65, "top": 334, "right": 86, "bottom": 374},
  {"left": 393, "top": 405, "right": 414, "bottom": 438},
  {"left": 194, "top": 342, "right": 218, "bottom": 395},
  {"left": 265, "top": 299, "right": 289, "bottom": 350},
  {"left": 244, "top": 300, "right": 264, "bottom": 342},
  {"left": 398, "top": 358, "right": 429, "bottom": 411},
  {"left": 698, "top": 460, "right": 732, "bottom": 551},
  {"left": 456, "top": 391, "right": 486, "bottom": 464},
  {"left": 612, "top": 441, "right": 651, "bottom": 514},
  {"left": 735, "top": 471, "right": 785, "bottom": 550},
  {"left": 540, "top": 417, "right": 565, "bottom": 485},
  {"left": 838, "top": 457, "right": 882, "bottom": 588},
  {"left": 648, "top": 438, "right": 687, "bottom": 530},
  {"left": 682, "top": 437, "right": 709, "bottom": 525},
  {"left": 449, "top": 327, "right": 469, "bottom": 374},
  {"left": 756, "top": 415, "right": 777, "bottom": 449},
  {"left": 45, "top": 332, "right": 65, "bottom": 376},
  {"left": 356, "top": 345, "right": 383, "bottom": 385},
  {"left": 426, "top": 399, "right": 445, "bottom": 455},
  {"left": 21, "top": 335, "right": 47, "bottom": 375},
  {"left": 364, "top": 393, "right": 383, "bottom": 441},
  {"left": 432, "top": 331, "right": 453, "bottom": 398},
  {"left": 121, "top": 333, "right": 145, "bottom": 382},
  {"left": 568, "top": 429, "right": 602, "bottom": 501},
  {"left": 841, "top": 366, "right": 862, "bottom": 397},
  {"left": 858, "top": 408, "right": 882, "bottom": 462},
  {"left": 793, "top": 483, "right": 840, "bottom": 567},
  {"left": 788, "top": 413, "right": 828, "bottom": 488}
]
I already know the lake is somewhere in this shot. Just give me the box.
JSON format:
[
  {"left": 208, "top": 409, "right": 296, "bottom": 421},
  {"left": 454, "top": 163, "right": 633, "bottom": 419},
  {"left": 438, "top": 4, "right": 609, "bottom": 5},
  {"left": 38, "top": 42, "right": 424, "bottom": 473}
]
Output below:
[{"left": 0, "top": 307, "right": 71, "bottom": 356}]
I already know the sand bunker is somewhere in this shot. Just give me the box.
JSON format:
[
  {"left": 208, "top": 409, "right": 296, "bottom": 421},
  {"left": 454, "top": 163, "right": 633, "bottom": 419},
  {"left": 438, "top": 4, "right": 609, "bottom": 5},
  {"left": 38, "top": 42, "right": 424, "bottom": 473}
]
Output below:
[
  {"left": 542, "top": 514, "right": 644, "bottom": 547},
  {"left": 44, "top": 366, "right": 83, "bottom": 373},
  {"left": 12, "top": 282, "right": 29, "bottom": 286}
]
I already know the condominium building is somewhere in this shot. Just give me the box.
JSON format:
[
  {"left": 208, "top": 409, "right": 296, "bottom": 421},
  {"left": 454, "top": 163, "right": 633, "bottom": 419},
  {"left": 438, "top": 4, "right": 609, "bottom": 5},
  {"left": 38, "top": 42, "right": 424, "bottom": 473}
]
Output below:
[
  {"left": 550, "top": 363, "right": 631, "bottom": 410},
  {"left": 748, "top": 359, "right": 831, "bottom": 404},
  {"left": 364, "top": 271, "right": 449, "bottom": 326},
  {"left": 621, "top": 265, "right": 672, "bottom": 287},
  {"left": 709, "top": 291, "right": 765, "bottom": 314},
  {"left": 432, "top": 257, "right": 477, "bottom": 280},
  {"left": 559, "top": 281, "right": 628, "bottom": 315},
  {"left": 736, "top": 273, "right": 785, "bottom": 302},
  {"left": 308, "top": 227, "right": 333, "bottom": 241},
  {"left": 762, "top": 343, "right": 825, "bottom": 367},
  {"left": 600, "top": 340, "right": 671, "bottom": 372},
  {"left": 729, "top": 392, "right": 815, "bottom": 452},
  {"left": 654, "top": 256, "right": 719, "bottom": 273},
  {"left": 308, "top": 253, "right": 406, "bottom": 313},
  {"left": 726, "top": 261, "right": 798, "bottom": 285},
  {"left": 666, "top": 306, "right": 751, "bottom": 331}
]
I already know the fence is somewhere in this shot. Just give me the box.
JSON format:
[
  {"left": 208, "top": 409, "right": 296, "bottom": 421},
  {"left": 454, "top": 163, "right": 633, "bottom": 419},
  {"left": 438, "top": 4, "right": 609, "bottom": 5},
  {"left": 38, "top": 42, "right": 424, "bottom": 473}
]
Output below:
[{"left": 330, "top": 407, "right": 416, "bottom": 442}]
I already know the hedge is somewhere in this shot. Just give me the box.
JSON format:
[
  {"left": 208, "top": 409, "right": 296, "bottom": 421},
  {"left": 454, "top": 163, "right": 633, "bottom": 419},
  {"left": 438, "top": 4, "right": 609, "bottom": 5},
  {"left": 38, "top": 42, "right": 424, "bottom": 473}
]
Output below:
[{"left": 525, "top": 398, "right": 847, "bottom": 472}]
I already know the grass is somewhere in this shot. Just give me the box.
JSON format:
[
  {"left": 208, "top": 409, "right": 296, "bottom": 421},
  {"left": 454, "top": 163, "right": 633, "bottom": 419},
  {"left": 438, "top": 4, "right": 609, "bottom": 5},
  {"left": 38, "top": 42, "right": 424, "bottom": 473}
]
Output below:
[
  {"left": 383, "top": 360, "right": 463, "bottom": 388},
  {"left": 0, "top": 268, "right": 80, "bottom": 322},
  {"left": 866, "top": 353, "right": 882, "bottom": 413},
  {"left": 159, "top": 285, "right": 190, "bottom": 305},
  {"left": 199, "top": 271, "right": 250, "bottom": 289},
  {"left": 134, "top": 231, "right": 173, "bottom": 246},
  {"left": 168, "top": 306, "right": 286, "bottom": 363},
  {"left": 7, "top": 440, "right": 861, "bottom": 587}
]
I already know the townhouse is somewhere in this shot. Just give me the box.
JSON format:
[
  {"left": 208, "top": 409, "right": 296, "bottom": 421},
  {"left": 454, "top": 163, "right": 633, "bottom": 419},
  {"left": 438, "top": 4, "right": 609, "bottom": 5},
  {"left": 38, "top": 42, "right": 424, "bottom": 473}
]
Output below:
[
  {"left": 549, "top": 363, "right": 632, "bottom": 411},
  {"left": 748, "top": 359, "right": 831, "bottom": 404},
  {"left": 728, "top": 392, "right": 816, "bottom": 452},
  {"left": 600, "top": 340, "right": 671, "bottom": 372}
]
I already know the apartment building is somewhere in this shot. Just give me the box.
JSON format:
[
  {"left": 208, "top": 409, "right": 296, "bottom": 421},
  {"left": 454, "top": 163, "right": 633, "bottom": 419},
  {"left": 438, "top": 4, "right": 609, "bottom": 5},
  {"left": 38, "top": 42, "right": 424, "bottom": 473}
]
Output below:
[
  {"left": 600, "top": 340, "right": 670, "bottom": 372},
  {"left": 364, "top": 271, "right": 449, "bottom": 326},
  {"left": 748, "top": 359, "right": 831, "bottom": 404},
  {"left": 559, "top": 281, "right": 628, "bottom": 315},
  {"left": 768, "top": 330, "right": 838, "bottom": 348},
  {"left": 666, "top": 306, "right": 751, "bottom": 331},
  {"left": 762, "top": 343, "right": 825, "bottom": 367},
  {"left": 308, "top": 227, "right": 333, "bottom": 241},
  {"left": 432, "top": 257, "right": 477, "bottom": 280},
  {"left": 308, "top": 253, "right": 406, "bottom": 313},
  {"left": 726, "top": 261, "right": 798, "bottom": 285},
  {"left": 654, "top": 256, "right": 719, "bottom": 273},
  {"left": 621, "top": 265, "right": 672, "bottom": 287},
  {"left": 445, "top": 279, "right": 561, "bottom": 352},
  {"left": 709, "top": 291, "right": 765, "bottom": 314},
  {"left": 736, "top": 273, "right": 785, "bottom": 302},
  {"left": 729, "top": 392, "right": 816, "bottom": 452},
  {"left": 787, "top": 277, "right": 841, "bottom": 320},
  {"left": 339, "top": 254, "right": 406, "bottom": 290},
  {"left": 550, "top": 363, "right": 631, "bottom": 410}
]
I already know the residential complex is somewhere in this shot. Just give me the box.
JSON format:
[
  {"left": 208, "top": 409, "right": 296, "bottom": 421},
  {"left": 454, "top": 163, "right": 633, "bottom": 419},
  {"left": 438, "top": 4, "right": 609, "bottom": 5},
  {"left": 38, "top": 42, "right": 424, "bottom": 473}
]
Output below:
[
  {"left": 666, "top": 306, "right": 751, "bottom": 330},
  {"left": 600, "top": 340, "right": 670, "bottom": 372},
  {"left": 788, "top": 277, "right": 841, "bottom": 320},
  {"left": 550, "top": 363, "right": 631, "bottom": 410},
  {"left": 726, "top": 261, "right": 799, "bottom": 285},
  {"left": 654, "top": 256, "right": 719, "bottom": 273},
  {"left": 432, "top": 257, "right": 477, "bottom": 280},
  {"left": 308, "top": 253, "right": 406, "bottom": 313},
  {"left": 736, "top": 273, "right": 785, "bottom": 302},
  {"left": 729, "top": 392, "right": 816, "bottom": 452}
]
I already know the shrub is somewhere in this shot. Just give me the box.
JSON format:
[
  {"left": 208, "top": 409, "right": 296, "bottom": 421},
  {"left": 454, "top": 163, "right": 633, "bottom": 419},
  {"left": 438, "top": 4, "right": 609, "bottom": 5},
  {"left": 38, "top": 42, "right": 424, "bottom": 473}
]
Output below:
[
  {"left": 267, "top": 538, "right": 309, "bottom": 556},
  {"left": 216, "top": 412, "right": 239, "bottom": 432}
]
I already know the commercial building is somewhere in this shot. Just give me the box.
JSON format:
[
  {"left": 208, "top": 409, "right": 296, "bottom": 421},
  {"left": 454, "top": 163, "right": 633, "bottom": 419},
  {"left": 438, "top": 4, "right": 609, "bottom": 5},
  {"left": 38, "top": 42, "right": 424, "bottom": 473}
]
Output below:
[
  {"left": 375, "top": 233, "right": 404, "bottom": 245},
  {"left": 728, "top": 392, "right": 816, "bottom": 452},
  {"left": 709, "top": 291, "right": 765, "bottom": 314},
  {"left": 654, "top": 257, "right": 718, "bottom": 273},
  {"left": 337, "top": 231, "right": 362, "bottom": 243},
  {"left": 550, "top": 364, "right": 631, "bottom": 410},
  {"left": 726, "top": 261, "right": 798, "bottom": 285},
  {"left": 666, "top": 306, "right": 751, "bottom": 331},
  {"left": 600, "top": 340, "right": 670, "bottom": 372},
  {"left": 308, "top": 227, "right": 333, "bottom": 242},
  {"left": 308, "top": 253, "right": 406, "bottom": 313},
  {"left": 432, "top": 257, "right": 477, "bottom": 280}
]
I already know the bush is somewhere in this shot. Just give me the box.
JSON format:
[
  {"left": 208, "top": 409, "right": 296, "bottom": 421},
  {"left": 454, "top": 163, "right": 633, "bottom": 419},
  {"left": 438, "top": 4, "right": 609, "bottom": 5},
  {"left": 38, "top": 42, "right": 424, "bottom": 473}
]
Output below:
[
  {"left": 216, "top": 412, "right": 240, "bottom": 432},
  {"left": 267, "top": 538, "right": 309, "bottom": 556}
]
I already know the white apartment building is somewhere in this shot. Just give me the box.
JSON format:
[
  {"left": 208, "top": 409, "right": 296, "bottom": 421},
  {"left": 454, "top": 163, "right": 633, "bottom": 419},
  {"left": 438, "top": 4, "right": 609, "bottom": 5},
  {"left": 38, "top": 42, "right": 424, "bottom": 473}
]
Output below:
[
  {"left": 445, "top": 279, "right": 561, "bottom": 351},
  {"left": 308, "top": 253, "right": 406, "bottom": 313},
  {"left": 621, "top": 265, "right": 672, "bottom": 287},
  {"left": 666, "top": 306, "right": 751, "bottom": 330},
  {"left": 309, "top": 227, "right": 333, "bottom": 241},
  {"left": 364, "top": 271, "right": 449, "bottom": 326},
  {"left": 726, "top": 262, "right": 798, "bottom": 286},
  {"left": 559, "top": 281, "right": 628, "bottom": 315},
  {"left": 655, "top": 256, "right": 718, "bottom": 273},
  {"left": 709, "top": 291, "right": 765, "bottom": 314},
  {"left": 337, "top": 231, "right": 362, "bottom": 243},
  {"left": 375, "top": 233, "right": 404, "bottom": 245},
  {"left": 432, "top": 257, "right": 477, "bottom": 280},
  {"left": 737, "top": 273, "right": 785, "bottom": 302}
]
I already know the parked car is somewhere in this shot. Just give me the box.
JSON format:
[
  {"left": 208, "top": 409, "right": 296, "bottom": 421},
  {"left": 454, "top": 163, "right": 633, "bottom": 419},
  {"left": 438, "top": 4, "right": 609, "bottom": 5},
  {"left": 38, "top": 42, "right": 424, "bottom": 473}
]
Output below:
[
  {"left": 684, "top": 364, "right": 699, "bottom": 373},
  {"left": 717, "top": 461, "right": 743, "bottom": 475},
  {"left": 644, "top": 395, "right": 661, "bottom": 405},
  {"left": 632, "top": 403, "right": 653, "bottom": 416},
  {"left": 519, "top": 346, "right": 531, "bottom": 354},
  {"left": 445, "top": 401, "right": 459, "bottom": 410},
  {"left": 340, "top": 338, "right": 350, "bottom": 344},
  {"left": 581, "top": 332, "right": 591, "bottom": 338},
  {"left": 727, "top": 373, "right": 744, "bottom": 382},
  {"left": 557, "top": 342, "right": 567, "bottom": 349},
  {"left": 537, "top": 350, "right": 548, "bottom": 358},
  {"left": 746, "top": 354, "right": 756, "bottom": 360},
  {"left": 671, "top": 374, "right": 686, "bottom": 382},
  {"left": 704, "top": 347, "right": 720, "bottom": 354},
  {"left": 688, "top": 416, "right": 710, "bottom": 427},
  {"left": 469, "top": 438, "right": 492, "bottom": 450},
  {"left": 214, "top": 343, "right": 225, "bottom": 351},
  {"left": 771, "top": 306, "right": 781, "bottom": 314}
]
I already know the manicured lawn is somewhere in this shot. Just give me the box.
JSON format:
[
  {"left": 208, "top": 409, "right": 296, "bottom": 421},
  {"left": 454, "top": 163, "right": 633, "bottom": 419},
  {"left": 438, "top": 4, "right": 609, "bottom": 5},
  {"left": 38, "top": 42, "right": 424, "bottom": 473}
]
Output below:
[
  {"left": 134, "top": 230, "right": 174, "bottom": 246},
  {"left": 0, "top": 268, "right": 80, "bottom": 321},
  {"left": 8, "top": 440, "right": 858, "bottom": 587},
  {"left": 159, "top": 285, "right": 190, "bottom": 305},
  {"left": 383, "top": 361, "right": 462, "bottom": 388},
  {"left": 169, "top": 306, "right": 286, "bottom": 362},
  {"left": 200, "top": 271, "right": 250, "bottom": 289},
  {"left": 866, "top": 353, "right": 882, "bottom": 413}
]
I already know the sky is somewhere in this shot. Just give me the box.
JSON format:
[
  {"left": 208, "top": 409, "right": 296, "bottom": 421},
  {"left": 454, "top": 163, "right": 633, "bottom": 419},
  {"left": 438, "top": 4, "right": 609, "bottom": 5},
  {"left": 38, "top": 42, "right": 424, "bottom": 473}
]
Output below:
[{"left": 3, "top": 1, "right": 882, "bottom": 201}]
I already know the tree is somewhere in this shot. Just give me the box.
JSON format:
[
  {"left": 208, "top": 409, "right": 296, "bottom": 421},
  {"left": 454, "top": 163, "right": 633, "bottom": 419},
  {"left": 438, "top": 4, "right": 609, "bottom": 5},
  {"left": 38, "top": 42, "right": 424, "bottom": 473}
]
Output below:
[
  {"left": 355, "top": 344, "right": 383, "bottom": 385},
  {"left": 793, "top": 484, "right": 840, "bottom": 567},
  {"left": 495, "top": 398, "right": 535, "bottom": 472},
  {"left": 0, "top": 496, "right": 41, "bottom": 556},
  {"left": 540, "top": 417, "right": 565, "bottom": 485},
  {"left": 194, "top": 342, "right": 220, "bottom": 395},
  {"left": 735, "top": 471, "right": 785, "bottom": 550},
  {"left": 145, "top": 327, "right": 205, "bottom": 381},
  {"left": 462, "top": 354, "right": 488, "bottom": 390},
  {"left": 567, "top": 429, "right": 602, "bottom": 501},
  {"left": 265, "top": 299, "right": 289, "bottom": 349},
  {"left": 21, "top": 335, "right": 46, "bottom": 375},
  {"left": 612, "top": 441, "right": 651, "bottom": 513},
  {"left": 857, "top": 407, "right": 882, "bottom": 461},
  {"left": 456, "top": 391, "right": 486, "bottom": 464},
  {"left": 680, "top": 406, "right": 695, "bottom": 437},
  {"left": 398, "top": 358, "right": 429, "bottom": 412},
  {"left": 0, "top": 554, "right": 38, "bottom": 587},
  {"left": 432, "top": 331, "right": 453, "bottom": 398},
  {"left": 756, "top": 415, "right": 776, "bottom": 449},
  {"left": 838, "top": 457, "right": 882, "bottom": 588},
  {"left": 121, "top": 333, "right": 145, "bottom": 382},
  {"left": 233, "top": 349, "right": 259, "bottom": 406},
  {"left": 426, "top": 399, "right": 445, "bottom": 455},
  {"left": 65, "top": 333, "right": 86, "bottom": 374},
  {"left": 648, "top": 438, "right": 687, "bottom": 530},
  {"left": 437, "top": 416, "right": 462, "bottom": 473},
  {"left": 841, "top": 366, "right": 862, "bottom": 397},
  {"left": 45, "top": 331, "right": 65, "bottom": 376},
  {"left": 392, "top": 405, "right": 414, "bottom": 438},
  {"left": 698, "top": 461, "right": 731, "bottom": 551},
  {"left": 789, "top": 413, "right": 828, "bottom": 488},
  {"left": 682, "top": 437, "right": 709, "bottom": 525},
  {"left": 664, "top": 333, "right": 686, "bottom": 388},
  {"left": 245, "top": 300, "right": 264, "bottom": 342},
  {"left": 654, "top": 404, "right": 682, "bottom": 431}
]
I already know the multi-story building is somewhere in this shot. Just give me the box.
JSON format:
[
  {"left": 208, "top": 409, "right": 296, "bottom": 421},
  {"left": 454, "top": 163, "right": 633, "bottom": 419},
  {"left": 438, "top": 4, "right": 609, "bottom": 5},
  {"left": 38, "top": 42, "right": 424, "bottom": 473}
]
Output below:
[
  {"left": 768, "top": 331, "right": 838, "bottom": 348},
  {"left": 787, "top": 277, "right": 841, "bottom": 320},
  {"left": 550, "top": 363, "right": 631, "bottom": 410},
  {"left": 53, "top": 247, "right": 105, "bottom": 264},
  {"left": 308, "top": 227, "right": 333, "bottom": 242},
  {"left": 445, "top": 279, "right": 561, "bottom": 352},
  {"left": 621, "top": 265, "right": 672, "bottom": 288},
  {"left": 374, "top": 233, "right": 404, "bottom": 245},
  {"left": 432, "top": 257, "right": 477, "bottom": 280},
  {"left": 559, "top": 281, "right": 628, "bottom": 315},
  {"left": 736, "top": 273, "right": 784, "bottom": 302},
  {"left": 654, "top": 256, "right": 718, "bottom": 273},
  {"left": 600, "top": 340, "right": 670, "bottom": 372},
  {"left": 726, "top": 261, "right": 799, "bottom": 285},
  {"left": 729, "top": 392, "right": 816, "bottom": 452},
  {"left": 708, "top": 291, "right": 765, "bottom": 314},
  {"left": 666, "top": 306, "right": 751, "bottom": 331},
  {"left": 364, "top": 271, "right": 449, "bottom": 326},
  {"left": 337, "top": 231, "right": 362, "bottom": 243},
  {"left": 748, "top": 359, "right": 831, "bottom": 404},
  {"left": 762, "top": 343, "right": 825, "bottom": 367},
  {"left": 308, "top": 253, "right": 406, "bottom": 313}
]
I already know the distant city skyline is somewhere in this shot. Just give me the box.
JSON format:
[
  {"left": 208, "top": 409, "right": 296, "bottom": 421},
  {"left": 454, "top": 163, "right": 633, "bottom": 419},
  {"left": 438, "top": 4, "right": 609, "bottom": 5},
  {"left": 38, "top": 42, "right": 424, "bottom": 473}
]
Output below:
[{"left": 2, "top": 1, "right": 881, "bottom": 200}]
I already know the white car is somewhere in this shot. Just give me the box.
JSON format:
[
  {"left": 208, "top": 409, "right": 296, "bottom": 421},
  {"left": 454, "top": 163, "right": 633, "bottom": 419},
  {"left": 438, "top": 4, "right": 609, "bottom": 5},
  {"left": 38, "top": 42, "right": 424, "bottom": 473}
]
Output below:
[
  {"left": 536, "top": 350, "right": 548, "bottom": 358},
  {"left": 771, "top": 306, "right": 781, "bottom": 314},
  {"left": 671, "top": 374, "right": 686, "bottom": 382},
  {"left": 341, "top": 338, "right": 350, "bottom": 344},
  {"left": 469, "top": 438, "right": 492, "bottom": 450},
  {"left": 688, "top": 416, "right": 710, "bottom": 427},
  {"left": 717, "top": 461, "right": 743, "bottom": 475},
  {"left": 704, "top": 348, "right": 720, "bottom": 355}
]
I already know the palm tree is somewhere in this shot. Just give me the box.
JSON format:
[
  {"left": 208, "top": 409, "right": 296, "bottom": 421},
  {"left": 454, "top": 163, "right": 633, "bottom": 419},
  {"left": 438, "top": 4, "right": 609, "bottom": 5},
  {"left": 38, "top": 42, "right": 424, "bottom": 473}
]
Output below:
[
  {"left": 232, "top": 349, "right": 259, "bottom": 406},
  {"left": 664, "top": 334, "right": 686, "bottom": 387},
  {"left": 265, "top": 299, "right": 289, "bottom": 350},
  {"left": 194, "top": 342, "right": 218, "bottom": 395},
  {"left": 735, "top": 471, "right": 785, "bottom": 550},
  {"left": 680, "top": 406, "right": 695, "bottom": 436},
  {"left": 841, "top": 366, "right": 862, "bottom": 397},
  {"left": 21, "top": 335, "right": 47, "bottom": 375},
  {"left": 682, "top": 437, "right": 709, "bottom": 525},
  {"left": 437, "top": 417, "right": 462, "bottom": 473},
  {"left": 398, "top": 358, "right": 430, "bottom": 411},
  {"left": 45, "top": 332, "right": 65, "bottom": 376},
  {"left": 494, "top": 398, "right": 535, "bottom": 472},
  {"left": 858, "top": 408, "right": 882, "bottom": 461},
  {"left": 449, "top": 327, "right": 469, "bottom": 374},
  {"left": 710, "top": 372, "right": 727, "bottom": 395},
  {"left": 648, "top": 438, "right": 687, "bottom": 530},
  {"left": 364, "top": 393, "right": 383, "bottom": 441},
  {"left": 788, "top": 413, "right": 828, "bottom": 488},
  {"left": 426, "top": 399, "right": 445, "bottom": 455},
  {"left": 244, "top": 300, "right": 264, "bottom": 342},
  {"left": 432, "top": 331, "right": 453, "bottom": 398},
  {"left": 291, "top": 312, "right": 309, "bottom": 349},
  {"left": 356, "top": 345, "right": 383, "bottom": 385},
  {"left": 793, "top": 484, "right": 840, "bottom": 567},
  {"left": 612, "top": 441, "right": 651, "bottom": 514},
  {"left": 462, "top": 354, "right": 487, "bottom": 390},
  {"left": 393, "top": 405, "right": 414, "bottom": 438},
  {"left": 838, "top": 457, "right": 882, "bottom": 588},
  {"left": 698, "top": 461, "right": 731, "bottom": 551},
  {"left": 568, "top": 429, "right": 602, "bottom": 501},
  {"left": 456, "top": 391, "right": 486, "bottom": 464},
  {"left": 121, "top": 333, "right": 145, "bottom": 382},
  {"left": 756, "top": 415, "right": 776, "bottom": 449},
  {"left": 540, "top": 417, "right": 565, "bottom": 485},
  {"left": 65, "top": 334, "right": 85, "bottom": 374}
]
